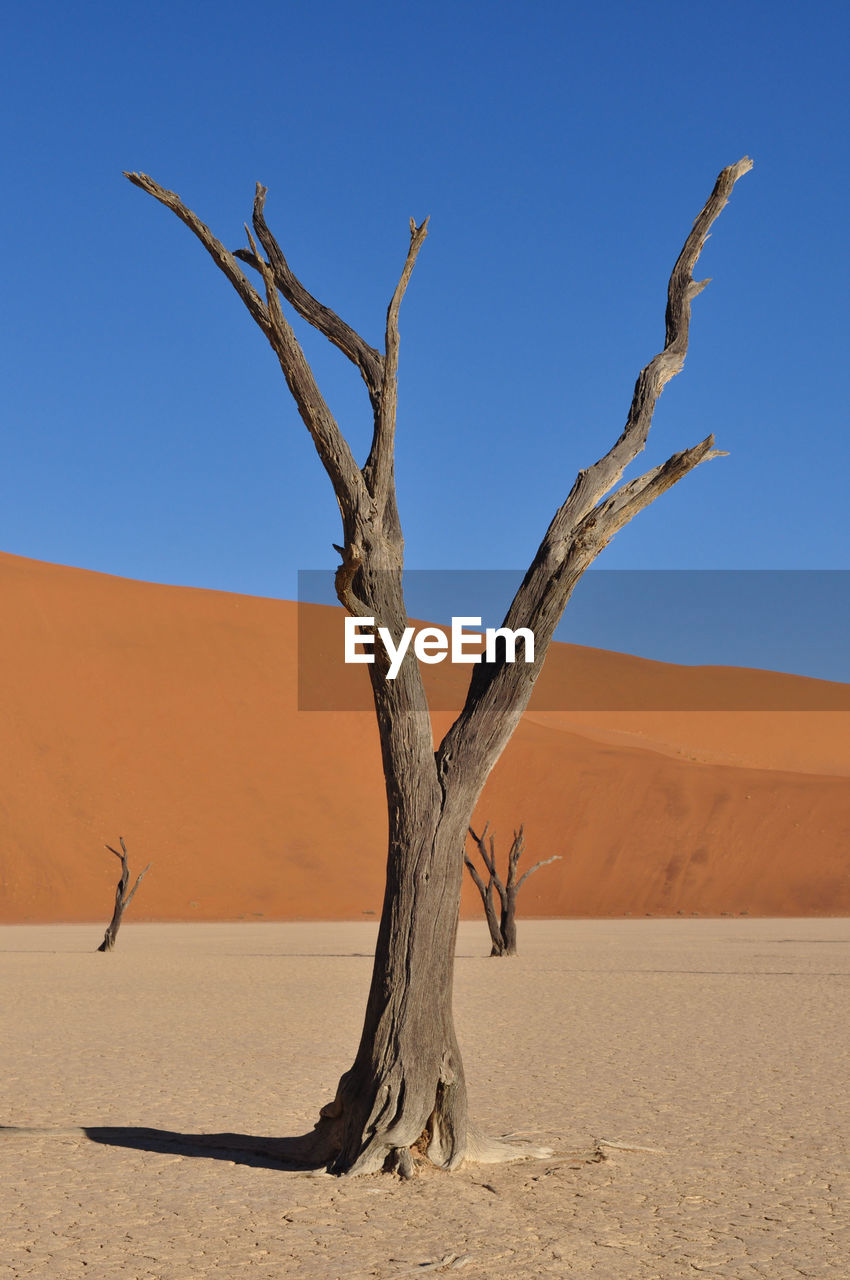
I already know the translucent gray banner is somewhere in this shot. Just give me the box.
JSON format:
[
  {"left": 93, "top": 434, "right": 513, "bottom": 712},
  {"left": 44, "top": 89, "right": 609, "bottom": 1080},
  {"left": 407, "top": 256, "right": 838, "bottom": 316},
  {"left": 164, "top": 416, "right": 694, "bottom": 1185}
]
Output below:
[{"left": 297, "top": 569, "right": 850, "bottom": 711}]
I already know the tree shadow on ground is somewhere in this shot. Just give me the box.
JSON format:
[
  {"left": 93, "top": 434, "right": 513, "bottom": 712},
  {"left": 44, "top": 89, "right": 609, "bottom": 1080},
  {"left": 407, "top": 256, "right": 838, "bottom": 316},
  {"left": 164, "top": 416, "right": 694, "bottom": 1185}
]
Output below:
[{"left": 84, "top": 1126, "right": 327, "bottom": 1171}]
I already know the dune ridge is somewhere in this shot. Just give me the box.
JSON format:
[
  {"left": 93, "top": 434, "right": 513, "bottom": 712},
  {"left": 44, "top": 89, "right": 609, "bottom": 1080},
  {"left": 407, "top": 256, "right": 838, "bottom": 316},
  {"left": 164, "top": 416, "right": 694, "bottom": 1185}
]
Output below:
[{"left": 1, "top": 550, "right": 848, "bottom": 923}]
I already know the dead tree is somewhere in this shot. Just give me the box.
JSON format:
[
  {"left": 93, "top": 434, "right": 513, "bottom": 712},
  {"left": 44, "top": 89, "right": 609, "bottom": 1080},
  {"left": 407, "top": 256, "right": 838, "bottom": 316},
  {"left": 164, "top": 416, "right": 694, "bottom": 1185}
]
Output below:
[
  {"left": 127, "top": 157, "right": 751, "bottom": 1174},
  {"left": 97, "top": 838, "right": 151, "bottom": 952},
  {"left": 465, "top": 824, "right": 560, "bottom": 956}
]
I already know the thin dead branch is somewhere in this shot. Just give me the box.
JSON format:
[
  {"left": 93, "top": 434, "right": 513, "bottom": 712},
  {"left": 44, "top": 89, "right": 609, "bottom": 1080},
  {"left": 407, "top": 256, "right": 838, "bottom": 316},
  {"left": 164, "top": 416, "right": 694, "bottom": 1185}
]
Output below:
[{"left": 97, "top": 837, "right": 151, "bottom": 952}]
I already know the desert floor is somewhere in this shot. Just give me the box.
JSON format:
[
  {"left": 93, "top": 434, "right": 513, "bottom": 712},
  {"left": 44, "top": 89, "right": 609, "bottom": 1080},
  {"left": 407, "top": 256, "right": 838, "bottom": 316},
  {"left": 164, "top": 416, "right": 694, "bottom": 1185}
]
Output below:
[{"left": 2, "top": 919, "right": 848, "bottom": 1279}]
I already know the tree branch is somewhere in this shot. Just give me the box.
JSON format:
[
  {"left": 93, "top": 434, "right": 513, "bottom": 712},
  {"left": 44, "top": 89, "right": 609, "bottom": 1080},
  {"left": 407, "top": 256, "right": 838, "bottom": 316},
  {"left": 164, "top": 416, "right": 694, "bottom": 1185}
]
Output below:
[
  {"left": 546, "top": 156, "right": 752, "bottom": 545},
  {"left": 580, "top": 434, "right": 726, "bottom": 551},
  {"left": 247, "top": 184, "right": 385, "bottom": 408},
  {"left": 364, "top": 217, "right": 429, "bottom": 508},
  {"left": 125, "top": 172, "right": 369, "bottom": 516},
  {"left": 124, "top": 172, "right": 270, "bottom": 332},
  {"left": 123, "top": 862, "right": 152, "bottom": 910},
  {"left": 469, "top": 824, "right": 507, "bottom": 910},
  {"left": 463, "top": 852, "right": 491, "bottom": 904},
  {"left": 467, "top": 825, "right": 492, "bottom": 879},
  {"left": 439, "top": 158, "right": 752, "bottom": 782},
  {"left": 505, "top": 827, "right": 525, "bottom": 893},
  {"left": 464, "top": 829, "right": 504, "bottom": 953},
  {"left": 515, "top": 854, "right": 561, "bottom": 893}
]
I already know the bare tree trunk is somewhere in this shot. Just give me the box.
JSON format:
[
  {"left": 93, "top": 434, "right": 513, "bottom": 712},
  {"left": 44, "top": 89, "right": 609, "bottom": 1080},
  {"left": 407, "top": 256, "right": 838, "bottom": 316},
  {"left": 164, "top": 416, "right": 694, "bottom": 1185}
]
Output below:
[
  {"left": 298, "top": 565, "right": 492, "bottom": 1173},
  {"left": 127, "top": 157, "right": 752, "bottom": 1172},
  {"left": 316, "top": 801, "right": 471, "bottom": 1174},
  {"left": 500, "top": 899, "right": 518, "bottom": 958},
  {"left": 97, "top": 838, "right": 150, "bottom": 952}
]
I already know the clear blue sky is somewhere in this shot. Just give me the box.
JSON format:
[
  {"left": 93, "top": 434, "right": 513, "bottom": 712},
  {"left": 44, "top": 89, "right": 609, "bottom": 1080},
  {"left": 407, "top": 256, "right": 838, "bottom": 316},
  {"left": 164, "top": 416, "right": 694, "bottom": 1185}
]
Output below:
[{"left": 2, "top": 2, "right": 848, "bottom": 656}]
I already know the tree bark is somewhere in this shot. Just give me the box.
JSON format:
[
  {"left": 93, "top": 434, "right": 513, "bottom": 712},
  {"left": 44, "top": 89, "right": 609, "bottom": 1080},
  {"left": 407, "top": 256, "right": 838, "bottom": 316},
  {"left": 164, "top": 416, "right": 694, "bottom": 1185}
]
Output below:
[
  {"left": 127, "top": 158, "right": 752, "bottom": 1172},
  {"left": 299, "top": 560, "right": 490, "bottom": 1172},
  {"left": 315, "top": 802, "right": 470, "bottom": 1173},
  {"left": 464, "top": 824, "right": 506, "bottom": 955},
  {"left": 97, "top": 838, "right": 150, "bottom": 952}
]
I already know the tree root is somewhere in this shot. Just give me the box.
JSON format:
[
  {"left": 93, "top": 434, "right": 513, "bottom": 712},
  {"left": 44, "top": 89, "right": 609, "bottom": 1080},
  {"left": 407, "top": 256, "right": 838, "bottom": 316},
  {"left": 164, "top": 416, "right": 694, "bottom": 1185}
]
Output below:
[
  {"left": 598, "top": 1137, "right": 666, "bottom": 1155},
  {"left": 465, "top": 1124, "right": 553, "bottom": 1164},
  {"left": 385, "top": 1145, "right": 416, "bottom": 1178}
]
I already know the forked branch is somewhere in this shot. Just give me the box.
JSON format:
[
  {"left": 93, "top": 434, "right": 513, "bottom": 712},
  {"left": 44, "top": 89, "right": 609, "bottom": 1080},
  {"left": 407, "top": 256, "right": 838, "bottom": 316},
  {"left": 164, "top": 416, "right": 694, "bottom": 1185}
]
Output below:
[
  {"left": 124, "top": 172, "right": 368, "bottom": 516},
  {"left": 466, "top": 824, "right": 561, "bottom": 956},
  {"left": 577, "top": 433, "right": 727, "bottom": 553},
  {"left": 440, "top": 158, "right": 752, "bottom": 778},
  {"left": 126, "top": 171, "right": 429, "bottom": 576},
  {"left": 550, "top": 156, "right": 753, "bottom": 541},
  {"left": 243, "top": 183, "right": 385, "bottom": 408}
]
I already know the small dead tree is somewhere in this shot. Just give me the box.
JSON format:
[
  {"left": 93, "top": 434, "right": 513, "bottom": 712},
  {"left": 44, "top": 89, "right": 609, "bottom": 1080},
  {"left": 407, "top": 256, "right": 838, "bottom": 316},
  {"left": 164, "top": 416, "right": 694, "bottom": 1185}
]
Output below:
[
  {"left": 127, "top": 158, "right": 751, "bottom": 1174},
  {"left": 465, "top": 824, "right": 560, "bottom": 956},
  {"left": 97, "top": 838, "right": 151, "bottom": 952}
]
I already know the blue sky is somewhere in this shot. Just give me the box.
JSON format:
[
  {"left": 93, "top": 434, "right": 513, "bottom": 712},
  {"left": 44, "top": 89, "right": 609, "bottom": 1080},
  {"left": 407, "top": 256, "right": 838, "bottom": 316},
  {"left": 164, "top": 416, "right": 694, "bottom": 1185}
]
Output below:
[{"left": 2, "top": 1, "right": 848, "bottom": 667}]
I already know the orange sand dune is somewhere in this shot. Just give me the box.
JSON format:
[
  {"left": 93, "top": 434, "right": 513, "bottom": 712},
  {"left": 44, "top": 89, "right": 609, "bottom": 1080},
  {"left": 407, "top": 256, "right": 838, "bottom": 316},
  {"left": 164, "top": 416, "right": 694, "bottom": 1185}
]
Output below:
[{"left": 1, "top": 550, "right": 848, "bottom": 923}]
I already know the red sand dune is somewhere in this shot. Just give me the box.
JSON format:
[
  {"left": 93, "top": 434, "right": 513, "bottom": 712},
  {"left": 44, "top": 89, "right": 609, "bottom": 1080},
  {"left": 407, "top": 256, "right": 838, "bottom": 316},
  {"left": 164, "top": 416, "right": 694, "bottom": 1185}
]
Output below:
[{"left": 1, "top": 549, "right": 848, "bottom": 923}]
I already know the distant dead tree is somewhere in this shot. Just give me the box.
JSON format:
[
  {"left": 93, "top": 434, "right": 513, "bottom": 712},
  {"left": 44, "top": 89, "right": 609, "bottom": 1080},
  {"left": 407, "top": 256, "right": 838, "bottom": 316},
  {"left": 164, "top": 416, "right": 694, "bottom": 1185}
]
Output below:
[
  {"left": 128, "top": 158, "right": 751, "bottom": 1174},
  {"left": 465, "top": 824, "right": 561, "bottom": 956},
  {"left": 97, "top": 838, "right": 151, "bottom": 952}
]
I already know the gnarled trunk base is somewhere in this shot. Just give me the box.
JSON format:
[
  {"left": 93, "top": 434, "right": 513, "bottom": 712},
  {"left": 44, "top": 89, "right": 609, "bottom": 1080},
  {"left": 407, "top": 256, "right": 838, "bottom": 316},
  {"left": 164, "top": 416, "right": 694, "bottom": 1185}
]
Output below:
[{"left": 292, "top": 1092, "right": 552, "bottom": 1177}]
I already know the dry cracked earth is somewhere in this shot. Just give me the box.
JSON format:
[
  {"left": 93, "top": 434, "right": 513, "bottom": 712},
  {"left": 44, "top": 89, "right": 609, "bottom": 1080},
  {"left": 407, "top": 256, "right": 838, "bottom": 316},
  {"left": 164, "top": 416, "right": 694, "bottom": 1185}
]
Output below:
[{"left": 2, "top": 919, "right": 848, "bottom": 1278}]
